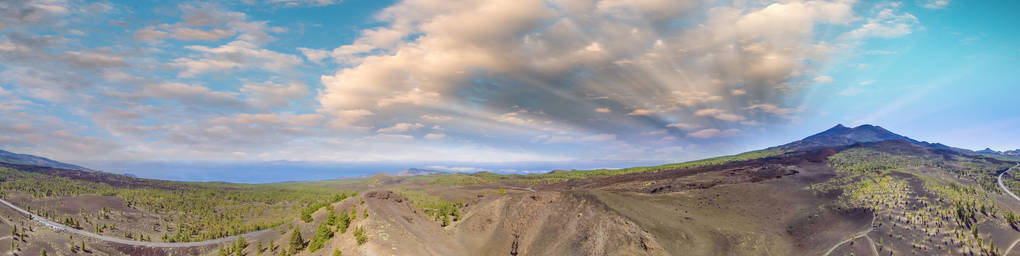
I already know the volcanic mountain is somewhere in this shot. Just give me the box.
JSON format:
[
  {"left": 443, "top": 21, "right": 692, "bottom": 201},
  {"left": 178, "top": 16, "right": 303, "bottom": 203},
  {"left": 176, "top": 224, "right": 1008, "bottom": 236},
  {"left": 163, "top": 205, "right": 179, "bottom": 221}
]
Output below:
[{"left": 777, "top": 124, "right": 919, "bottom": 150}]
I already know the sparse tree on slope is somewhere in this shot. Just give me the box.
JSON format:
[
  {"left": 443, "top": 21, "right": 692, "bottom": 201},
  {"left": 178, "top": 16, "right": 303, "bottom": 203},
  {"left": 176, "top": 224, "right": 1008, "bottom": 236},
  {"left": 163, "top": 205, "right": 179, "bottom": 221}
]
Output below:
[{"left": 290, "top": 227, "right": 305, "bottom": 251}]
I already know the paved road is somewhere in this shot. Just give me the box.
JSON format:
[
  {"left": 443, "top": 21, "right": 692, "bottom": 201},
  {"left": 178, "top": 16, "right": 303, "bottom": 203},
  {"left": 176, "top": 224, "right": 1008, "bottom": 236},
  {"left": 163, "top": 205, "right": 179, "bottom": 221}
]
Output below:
[
  {"left": 863, "top": 234, "right": 879, "bottom": 256},
  {"left": 1006, "top": 237, "right": 1020, "bottom": 256},
  {"left": 998, "top": 163, "right": 1020, "bottom": 256},
  {"left": 998, "top": 164, "right": 1020, "bottom": 202},
  {"left": 501, "top": 186, "right": 536, "bottom": 192},
  {"left": 0, "top": 198, "right": 271, "bottom": 247}
]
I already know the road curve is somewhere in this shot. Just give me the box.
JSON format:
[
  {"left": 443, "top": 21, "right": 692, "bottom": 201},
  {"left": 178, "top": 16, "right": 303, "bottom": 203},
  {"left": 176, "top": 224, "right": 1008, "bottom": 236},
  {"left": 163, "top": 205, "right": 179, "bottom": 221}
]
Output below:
[
  {"left": 821, "top": 227, "right": 875, "bottom": 256},
  {"left": 0, "top": 197, "right": 271, "bottom": 248},
  {"left": 998, "top": 163, "right": 1020, "bottom": 202},
  {"left": 998, "top": 163, "right": 1020, "bottom": 256},
  {"left": 863, "top": 234, "right": 879, "bottom": 256}
]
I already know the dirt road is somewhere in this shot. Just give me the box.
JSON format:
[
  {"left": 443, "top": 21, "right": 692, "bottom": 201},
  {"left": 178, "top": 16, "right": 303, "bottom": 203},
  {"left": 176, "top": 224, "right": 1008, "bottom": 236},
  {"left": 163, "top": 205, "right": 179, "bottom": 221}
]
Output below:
[
  {"left": 0, "top": 197, "right": 269, "bottom": 247},
  {"left": 821, "top": 227, "right": 876, "bottom": 256}
]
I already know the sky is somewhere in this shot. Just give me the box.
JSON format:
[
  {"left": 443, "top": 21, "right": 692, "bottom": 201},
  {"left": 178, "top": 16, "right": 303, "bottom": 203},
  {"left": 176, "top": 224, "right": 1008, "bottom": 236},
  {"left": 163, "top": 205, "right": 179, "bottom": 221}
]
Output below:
[{"left": 0, "top": 0, "right": 1017, "bottom": 182}]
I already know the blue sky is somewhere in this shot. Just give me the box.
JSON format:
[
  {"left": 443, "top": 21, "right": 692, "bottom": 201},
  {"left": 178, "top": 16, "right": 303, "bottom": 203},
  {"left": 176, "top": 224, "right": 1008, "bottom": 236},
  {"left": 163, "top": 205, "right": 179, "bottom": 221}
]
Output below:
[{"left": 0, "top": 0, "right": 1017, "bottom": 181}]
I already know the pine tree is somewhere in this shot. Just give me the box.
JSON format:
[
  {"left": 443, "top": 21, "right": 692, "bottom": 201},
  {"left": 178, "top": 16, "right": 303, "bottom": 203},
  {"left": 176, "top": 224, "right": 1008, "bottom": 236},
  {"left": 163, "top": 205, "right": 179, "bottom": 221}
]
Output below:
[
  {"left": 289, "top": 228, "right": 305, "bottom": 251},
  {"left": 256, "top": 240, "right": 264, "bottom": 255}
]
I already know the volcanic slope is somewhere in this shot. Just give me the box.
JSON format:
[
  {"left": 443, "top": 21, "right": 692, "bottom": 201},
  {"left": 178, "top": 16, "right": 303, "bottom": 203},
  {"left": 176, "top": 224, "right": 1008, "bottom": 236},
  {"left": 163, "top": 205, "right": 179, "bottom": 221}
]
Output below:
[
  {"left": 2, "top": 124, "right": 1020, "bottom": 256},
  {"left": 318, "top": 125, "right": 1020, "bottom": 256}
]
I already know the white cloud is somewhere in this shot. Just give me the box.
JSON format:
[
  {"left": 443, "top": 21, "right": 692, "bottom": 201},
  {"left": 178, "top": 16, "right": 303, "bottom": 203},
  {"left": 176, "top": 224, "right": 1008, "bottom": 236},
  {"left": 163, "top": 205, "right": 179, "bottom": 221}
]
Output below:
[
  {"left": 328, "top": 109, "right": 374, "bottom": 130},
  {"left": 421, "top": 115, "right": 452, "bottom": 122},
  {"left": 377, "top": 122, "right": 424, "bottom": 133},
  {"left": 644, "top": 129, "right": 668, "bottom": 136},
  {"left": 134, "top": 3, "right": 280, "bottom": 44},
  {"left": 540, "top": 133, "right": 617, "bottom": 144},
  {"left": 240, "top": 82, "right": 308, "bottom": 110},
  {"left": 919, "top": 0, "right": 950, "bottom": 9},
  {"left": 298, "top": 47, "right": 330, "bottom": 64},
  {"left": 171, "top": 27, "right": 236, "bottom": 41},
  {"left": 666, "top": 123, "right": 699, "bottom": 131},
  {"left": 686, "top": 128, "right": 741, "bottom": 139},
  {"left": 424, "top": 165, "right": 484, "bottom": 173},
  {"left": 63, "top": 51, "right": 125, "bottom": 69},
  {"left": 377, "top": 88, "right": 440, "bottom": 107},
  {"left": 694, "top": 108, "right": 745, "bottom": 122},
  {"left": 813, "top": 75, "right": 835, "bottom": 84},
  {"left": 841, "top": 5, "right": 919, "bottom": 39},
  {"left": 0, "top": 0, "right": 932, "bottom": 164},
  {"left": 111, "top": 82, "right": 245, "bottom": 108},
  {"left": 315, "top": 0, "right": 879, "bottom": 142},
  {"left": 308, "top": 0, "right": 886, "bottom": 157},
  {"left": 744, "top": 104, "right": 802, "bottom": 116},
  {"left": 174, "top": 40, "right": 302, "bottom": 77},
  {"left": 264, "top": 0, "right": 342, "bottom": 7},
  {"left": 424, "top": 133, "right": 446, "bottom": 140},
  {"left": 628, "top": 109, "right": 653, "bottom": 116},
  {"left": 672, "top": 91, "right": 722, "bottom": 107}
]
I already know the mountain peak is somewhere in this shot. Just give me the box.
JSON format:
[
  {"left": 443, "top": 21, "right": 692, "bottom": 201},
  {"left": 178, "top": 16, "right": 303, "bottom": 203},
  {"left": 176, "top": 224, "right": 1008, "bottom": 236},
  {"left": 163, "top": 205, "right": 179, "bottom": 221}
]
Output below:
[
  {"left": 779, "top": 124, "right": 916, "bottom": 150},
  {"left": 824, "top": 124, "right": 851, "bottom": 132},
  {"left": 976, "top": 147, "right": 1000, "bottom": 154}
]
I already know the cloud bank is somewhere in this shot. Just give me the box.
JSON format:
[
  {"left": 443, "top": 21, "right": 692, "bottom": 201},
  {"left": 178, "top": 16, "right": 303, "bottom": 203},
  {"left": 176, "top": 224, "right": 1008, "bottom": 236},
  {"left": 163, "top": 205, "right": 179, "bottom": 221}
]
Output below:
[{"left": 0, "top": 0, "right": 924, "bottom": 166}]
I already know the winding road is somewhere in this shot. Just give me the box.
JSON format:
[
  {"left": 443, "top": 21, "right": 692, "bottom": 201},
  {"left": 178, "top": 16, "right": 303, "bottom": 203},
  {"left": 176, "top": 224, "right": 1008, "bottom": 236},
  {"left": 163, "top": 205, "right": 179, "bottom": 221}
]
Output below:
[
  {"left": 500, "top": 186, "right": 536, "bottom": 192},
  {"left": 821, "top": 227, "right": 877, "bottom": 256},
  {"left": 997, "top": 163, "right": 1020, "bottom": 256},
  {"left": 0, "top": 197, "right": 270, "bottom": 247},
  {"left": 998, "top": 164, "right": 1020, "bottom": 202}
]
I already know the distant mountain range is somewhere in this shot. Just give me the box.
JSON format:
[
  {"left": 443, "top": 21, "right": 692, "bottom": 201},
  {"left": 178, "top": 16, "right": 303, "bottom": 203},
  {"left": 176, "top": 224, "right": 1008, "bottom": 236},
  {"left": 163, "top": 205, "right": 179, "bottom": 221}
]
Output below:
[
  {"left": 975, "top": 147, "right": 1020, "bottom": 157},
  {"left": 392, "top": 168, "right": 447, "bottom": 177},
  {"left": 2, "top": 124, "right": 1014, "bottom": 179},
  {"left": 0, "top": 149, "right": 93, "bottom": 172}
]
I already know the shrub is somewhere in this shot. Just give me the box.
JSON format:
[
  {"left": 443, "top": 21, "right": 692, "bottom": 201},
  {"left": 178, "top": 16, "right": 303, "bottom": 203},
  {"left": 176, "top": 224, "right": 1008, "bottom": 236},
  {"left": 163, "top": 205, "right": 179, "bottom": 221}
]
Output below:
[
  {"left": 308, "top": 222, "right": 334, "bottom": 252},
  {"left": 354, "top": 226, "right": 368, "bottom": 245}
]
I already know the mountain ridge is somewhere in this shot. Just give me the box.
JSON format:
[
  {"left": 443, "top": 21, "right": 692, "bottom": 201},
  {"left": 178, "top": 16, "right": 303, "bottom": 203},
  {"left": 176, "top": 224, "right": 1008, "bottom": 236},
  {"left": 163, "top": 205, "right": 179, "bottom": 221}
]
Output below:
[
  {"left": 777, "top": 124, "right": 921, "bottom": 150},
  {"left": 0, "top": 149, "right": 93, "bottom": 172}
]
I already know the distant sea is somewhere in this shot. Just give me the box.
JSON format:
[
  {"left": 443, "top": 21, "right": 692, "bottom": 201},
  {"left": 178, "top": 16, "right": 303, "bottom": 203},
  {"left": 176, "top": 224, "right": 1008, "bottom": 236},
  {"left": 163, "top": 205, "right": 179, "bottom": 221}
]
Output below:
[{"left": 83, "top": 160, "right": 667, "bottom": 184}]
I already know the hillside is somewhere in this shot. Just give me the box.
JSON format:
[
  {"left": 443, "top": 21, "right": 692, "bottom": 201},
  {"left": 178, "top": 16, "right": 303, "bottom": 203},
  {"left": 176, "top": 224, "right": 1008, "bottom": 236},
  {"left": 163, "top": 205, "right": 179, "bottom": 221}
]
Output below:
[
  {"left": 0, "top": 149, "right": 92, "bottom": 172},
  {"left": 0, "top": 124, "right": 1017, "bottom": 255}
]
